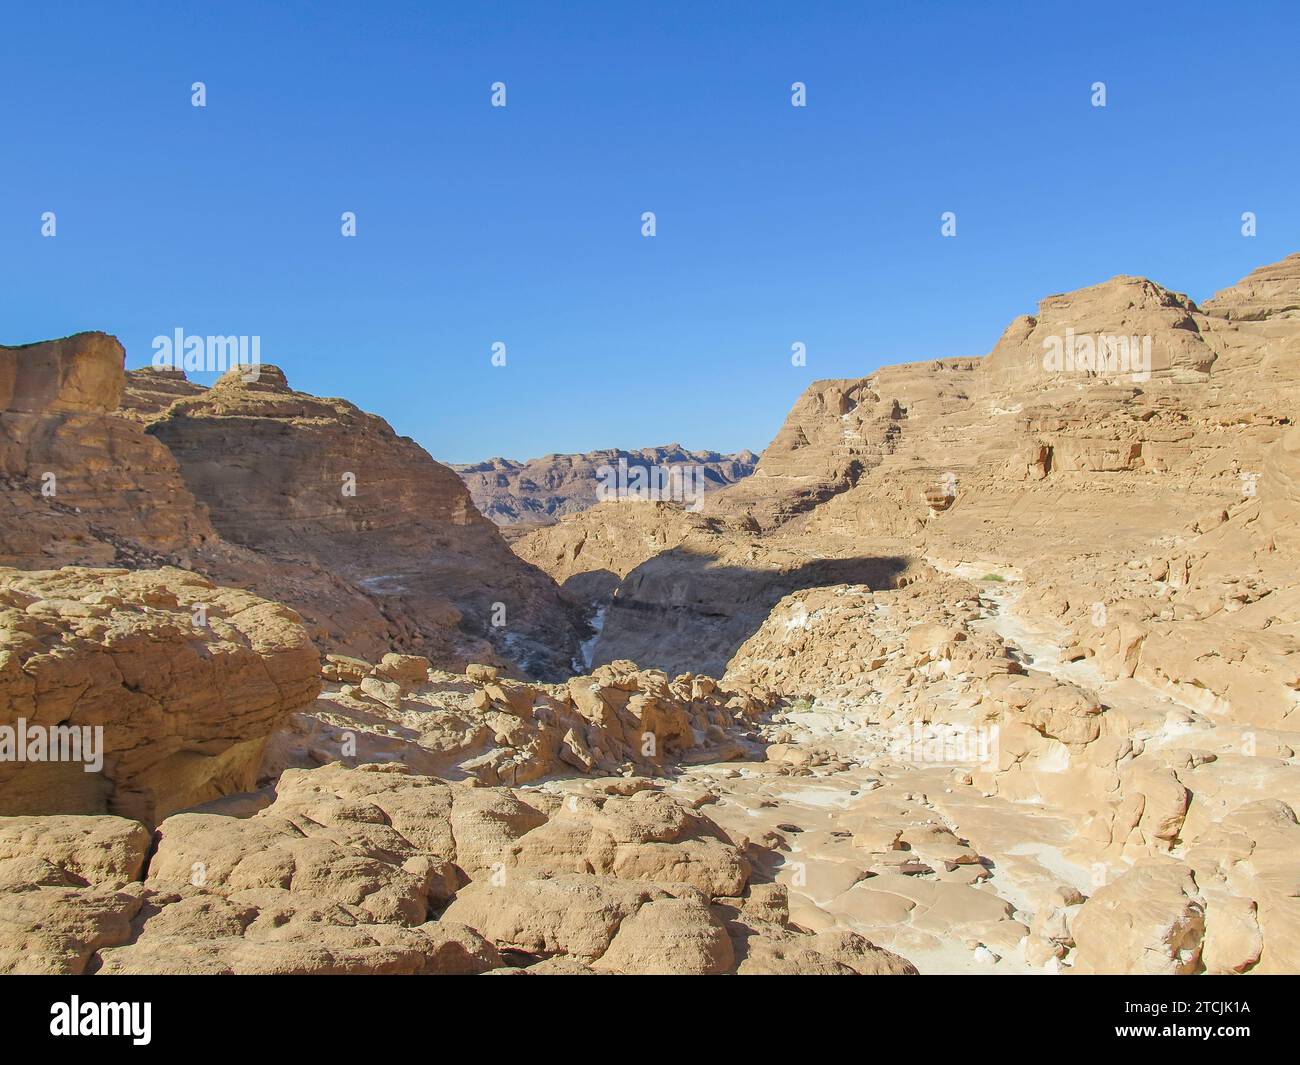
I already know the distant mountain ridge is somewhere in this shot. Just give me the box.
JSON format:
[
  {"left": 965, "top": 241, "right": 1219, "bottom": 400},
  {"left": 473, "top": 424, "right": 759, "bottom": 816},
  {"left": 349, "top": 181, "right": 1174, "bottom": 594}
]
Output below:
[{"left": 454, "top": 444, "right": 758, "bottom": 525}]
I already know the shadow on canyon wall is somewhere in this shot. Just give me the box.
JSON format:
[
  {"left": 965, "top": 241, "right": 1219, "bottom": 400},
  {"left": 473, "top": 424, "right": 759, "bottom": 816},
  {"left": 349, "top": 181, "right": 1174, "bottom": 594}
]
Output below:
[{"left": 586, "top": 551, "right": 913, "bottom": 678}]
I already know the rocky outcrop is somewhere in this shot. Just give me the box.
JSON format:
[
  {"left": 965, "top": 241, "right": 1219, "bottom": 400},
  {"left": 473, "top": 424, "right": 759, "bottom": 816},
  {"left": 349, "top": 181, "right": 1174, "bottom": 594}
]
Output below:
[
  {"left": 1, "top": 333, "right": 218, "bottom": 568},
  {"left": 455, "top": 445, "right": 757, "bottom": 526},
  {"left": 979, "top": 275, "right": 1219, "bottom": 390},
  {"left": 266, "top": 655, "right": 775, "bottom": 787},
  {"left": 0, "top": 762, "right": 916, "bottom": 975},
  {"left": 6, "top": 251, "right": 1300, "bottom": 978},
  {"left": 1203, "top": 252, "right": 1300, "bottom": 321},
  {"left": 0, "top": 566, "right": 319, "bottom": 823},
  {"left": 0, "top": 337, "right": 531, "bottom": 674},
  {"left": 529, "top": 256, "right": 1298, "bottom": 692},
  {"left": 145, "top": 366, "right": 586, "bottom": 679},
  {"left": 118, "top": 366, "right": 205, "bottom": 421}
]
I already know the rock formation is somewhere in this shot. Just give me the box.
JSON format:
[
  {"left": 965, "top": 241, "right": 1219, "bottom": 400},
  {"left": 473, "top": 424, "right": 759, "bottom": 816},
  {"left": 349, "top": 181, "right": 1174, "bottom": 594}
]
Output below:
[
  {"left": 0, "top": 566, "right": 319, "bottom": 823},
  {"left": 0, "top": 761, "right": 915, "bottom": 975},
  {"left": 0, "top": 334, "right": 584, "bottom": 680},
  {"left": 507, "top": 252, "right": 1300, "bottom": 974},
  {"left": 141, "top": 365, "right": 587, "bottom": 679},
  {"left": 4, "top": 251, "right": 1300, "bottom": 977}
]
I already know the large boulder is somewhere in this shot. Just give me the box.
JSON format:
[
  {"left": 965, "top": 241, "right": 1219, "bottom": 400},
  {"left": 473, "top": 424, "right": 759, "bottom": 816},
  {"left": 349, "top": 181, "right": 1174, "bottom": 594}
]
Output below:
[{"left": 0, "top": 566, "right": 320, "bottom": 822}]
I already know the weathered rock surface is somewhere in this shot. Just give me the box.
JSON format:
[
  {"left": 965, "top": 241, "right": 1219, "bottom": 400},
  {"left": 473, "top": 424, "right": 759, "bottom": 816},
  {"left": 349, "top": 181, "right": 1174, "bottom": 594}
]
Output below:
[
  {"left": 507, "top": 253, "right": 1300, "bottom": 973},
  {"left": 5, "top": 252, "right": 1300, "bottom": 977},
  {"left": 144, "top": 366, "right": 586, "bottom": 679},
  {"left": 1, "top": 336, "right": 583, "bottom": 680},
  {"left": 0, "top": 565, "right": 320, "bottom": 823},
  {"left": 265, "top": 655, "right": 774, "bottom": 787},
  {"left": 0, "top": 763, "right": 915, "bottom": 975},
  {"left": 1, "top": 334, "right": 218, "bottom": 568}
]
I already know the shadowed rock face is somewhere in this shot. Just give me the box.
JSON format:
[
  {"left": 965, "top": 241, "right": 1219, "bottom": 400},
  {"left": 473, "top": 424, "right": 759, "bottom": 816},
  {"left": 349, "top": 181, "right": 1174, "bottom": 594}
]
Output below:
[
  {"left": 144, "top": 365, "right": 587, "bottom": 679},
  {"left": 455, "top": 445, "right": 758, "bottom": 526}
]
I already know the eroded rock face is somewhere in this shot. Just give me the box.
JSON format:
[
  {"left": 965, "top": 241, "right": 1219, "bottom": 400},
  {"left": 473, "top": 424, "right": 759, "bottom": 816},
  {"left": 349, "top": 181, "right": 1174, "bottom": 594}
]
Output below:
[
  {"left": 144, "top": 366, "right": 586, "bottom": 679},
  {"left": 5, "top": 252, "right": 1300, "bottom": 977},
  {"left": 1203, "top": 252, "right": 1300, "bottom": 321},
  {"left": 502, "top": 253, "right": 1300, "bottom": 974},
  {"left": 2, "top": 337, "right": 585, "bottom": 680},
  {"left": 117, "top": 366, "right": 205, "bottom": 421},
  {"left": 0, "top": 566, "right": 320, "bottom": 823},
  {"left": 455, "top": 445, "right": 757, "bottom": 527},
  {"left": 527, "top": 254, "right": 1298, "bottom": 706},
  {"left": 0, "top": 333, "right": 126, "bottom": 414}
]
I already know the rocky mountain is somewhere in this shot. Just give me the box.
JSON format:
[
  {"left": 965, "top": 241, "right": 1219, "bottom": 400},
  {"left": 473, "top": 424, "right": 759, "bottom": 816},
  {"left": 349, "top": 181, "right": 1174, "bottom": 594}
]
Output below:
[
  {"left": 138, "top": 364, "right": 587, "bottom": 679},
  {"left": 0, "top": 334, "right": 584, "bottom": 679},
  {"left": 3, "top": 251, "right": 1299, "bottom": 977},
  {"left": 507, "top": 251, "right": 1300, "bottom": 973},
  {"left": 454, "top": 445, "right": 757, "bottom": 527}
]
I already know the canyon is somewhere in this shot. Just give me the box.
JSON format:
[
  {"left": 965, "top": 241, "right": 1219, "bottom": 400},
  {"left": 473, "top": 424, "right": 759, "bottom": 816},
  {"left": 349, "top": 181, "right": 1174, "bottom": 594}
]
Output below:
[{"left": 1, "top": 251, "right": 1298, "bottom": 974}]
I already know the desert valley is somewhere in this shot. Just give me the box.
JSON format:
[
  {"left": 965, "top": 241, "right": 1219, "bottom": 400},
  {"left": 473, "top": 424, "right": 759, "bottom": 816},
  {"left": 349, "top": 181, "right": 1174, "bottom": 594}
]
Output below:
[{"left": 2, "top": 252, "right": 1297, "bottom": 977}]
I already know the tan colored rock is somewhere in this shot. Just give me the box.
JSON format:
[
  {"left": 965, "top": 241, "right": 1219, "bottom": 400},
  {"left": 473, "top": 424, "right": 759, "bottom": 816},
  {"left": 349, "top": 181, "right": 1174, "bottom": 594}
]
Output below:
[
  {"left": 0, "top": 566, "right": 319, "bottom": 822},
  {"left": 1071, "top": 861, "right": 1205, "bottom": 974}
]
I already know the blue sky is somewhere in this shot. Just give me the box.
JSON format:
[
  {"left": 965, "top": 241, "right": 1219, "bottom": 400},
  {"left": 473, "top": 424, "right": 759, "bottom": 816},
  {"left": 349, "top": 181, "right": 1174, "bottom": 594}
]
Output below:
[{"left": 3, "top": 1, "right": 1297, "bottom": 463}]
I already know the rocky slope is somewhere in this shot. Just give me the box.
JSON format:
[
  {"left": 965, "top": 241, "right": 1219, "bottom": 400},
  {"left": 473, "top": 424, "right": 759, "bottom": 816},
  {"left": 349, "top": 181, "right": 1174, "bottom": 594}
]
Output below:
[
  {"left": 0, "top": 335, "right": 584, "bottom": 680},
  {"left": 532, "top": 255, "right": 1297, "bottom": 680},
  {"left": 455, "top": 445, "right": 757, "bottom": 526},
  {"left": 141, "top": 365, "right": 586, "bottom": 679},
  {"left": 506, "top": 251, "right": 1300, "bottom": 973},
  {"left": 3, "top": 250, "right": 1298, "bottom": 977}
]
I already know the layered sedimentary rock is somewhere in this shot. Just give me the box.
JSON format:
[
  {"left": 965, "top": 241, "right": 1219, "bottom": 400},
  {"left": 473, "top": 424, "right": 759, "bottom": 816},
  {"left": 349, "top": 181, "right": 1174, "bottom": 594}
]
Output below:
[
  {"left": 116, "top": 365, "right": 205, "bottom": 421},
  {"left": 5, "top": 251, "right": 1300, "bottom": 977},
  {"left": 533, "top": 256, "right": 1298, "bottom": 684},
  {"left": 1202, "top": 251, "right": 1300, "bottom": 321},
  {"left": 144, "top": 366, "right": 586, "bottom": 679},
  {"left": 0, "top": 334, "right": 218, "bottom": 568},
  {"left": 506, "top": 253, "right": 1300, "bottom": 972},
  {"left": 455, "top": 445, "right": 757, "bottom": 526}
]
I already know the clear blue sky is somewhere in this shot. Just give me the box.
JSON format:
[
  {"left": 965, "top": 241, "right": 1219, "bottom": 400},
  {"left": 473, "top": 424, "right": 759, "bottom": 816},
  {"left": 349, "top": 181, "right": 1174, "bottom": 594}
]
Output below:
[{"left": 3, "top": 1, "right": 1297, "bottom": 463}]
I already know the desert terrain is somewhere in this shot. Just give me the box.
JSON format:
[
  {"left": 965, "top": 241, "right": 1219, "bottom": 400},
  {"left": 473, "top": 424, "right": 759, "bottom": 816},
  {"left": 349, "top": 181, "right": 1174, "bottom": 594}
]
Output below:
[{"left": 2, "top": 252, "right": 1298, "bottom": 975}]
